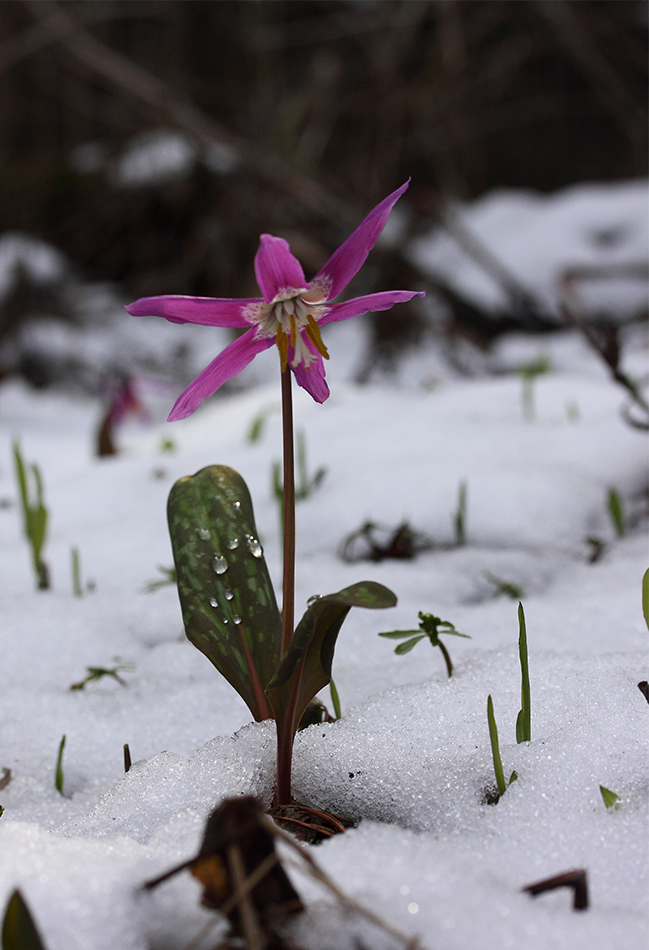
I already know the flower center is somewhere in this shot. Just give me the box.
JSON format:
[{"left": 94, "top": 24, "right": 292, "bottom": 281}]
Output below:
[{"left": 247, "top": 291, "right": 330, "bottom": 372}]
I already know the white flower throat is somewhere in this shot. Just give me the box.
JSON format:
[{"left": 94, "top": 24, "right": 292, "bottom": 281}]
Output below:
[{"left": 247, "top": 289, "right": 330, "bottom": 371}]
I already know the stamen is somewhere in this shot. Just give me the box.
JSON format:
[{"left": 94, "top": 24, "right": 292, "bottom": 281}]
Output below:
[
  {"left": 305, "top": 314, "right": 330, "bottom": 360},
  {"left": 289, "top": 315, "right": 297, "bottom": 348},
  {"left": 276, "top": 323, "right": 288, "bottom": 371}
]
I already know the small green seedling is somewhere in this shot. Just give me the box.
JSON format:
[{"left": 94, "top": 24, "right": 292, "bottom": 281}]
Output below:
[
  {"left": 483, "top": 571, "right": 524, "bottom": 600},
  {"left": 642, "top": 568, "right": 649, "bottom": 631},
  {"left": 520, "top": 354, "right": 551, "bottom": 421},
  {"left": 247, "top": 403, "right": 280, "bottom": 443},
  {"left": 13, "top": 441, "right": 49, "bottom": 590},
  {"left": 142, "top": 565, "right": 177, "bottom": 593},
  {"left": 516, "top": 602, "right": 531, "bottom": 744},
  {"left": 70, "top": 661, "right": 134, "bottom": 691},
  {"left": 379, "top": 611, "right": 470, "bottom": 677},
  {"left": 607, "top": 487, "right": 625, "bottom": 537},
  {"left": 486, "top": 694, "right": 517, "bottom": 803},
  {"left": 565, "top": 401, "right": 580, "bottom": 422},
  {"left": 70, "top": 546, "right": 82, "bottom": 597},
  {"left": 54, "top": 735, "right": 66, "bottom": 796},
  {"left": 160, "top": 437, "right": 176, "bottom": 454},
  {"left": 329, "top": 679, "right": 342, "bottom": 719},
  {"left": 2, "top": 889, "right": 48, "bottom": 950},
  {"left": 454, "top": 480, "right": 467, "bottom": 546},
  {"left": 599, "top": 784, "right": 620, "bottom": 810}
]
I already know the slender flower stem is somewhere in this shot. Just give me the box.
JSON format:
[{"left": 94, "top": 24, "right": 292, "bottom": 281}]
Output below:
[{"left": 280, "top": 366, "right": 296, "bottom": 657}]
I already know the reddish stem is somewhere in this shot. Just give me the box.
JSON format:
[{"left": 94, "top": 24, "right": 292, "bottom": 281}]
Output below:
[{"left": 280, "top": 367, "right": 295, "bottom": 658}]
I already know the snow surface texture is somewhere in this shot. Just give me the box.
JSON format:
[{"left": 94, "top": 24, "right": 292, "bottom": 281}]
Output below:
[{"left": 0, "top": 182, "right": 647, "bottom": 950}]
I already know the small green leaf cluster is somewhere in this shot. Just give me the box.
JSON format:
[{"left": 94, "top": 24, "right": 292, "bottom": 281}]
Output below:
[
  {"left": 69, "top": 661, "right": 134, "bottom": 691},
  {"left": 379, "top": 611, "right": 470, "bottom": 677}
]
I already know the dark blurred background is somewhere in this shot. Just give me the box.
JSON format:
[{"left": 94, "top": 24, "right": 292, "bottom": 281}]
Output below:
[{"left": 0, "top": 0, "right": 646, "bottom": 387}]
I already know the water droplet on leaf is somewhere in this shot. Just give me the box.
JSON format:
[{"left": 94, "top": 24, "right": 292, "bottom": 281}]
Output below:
[
  {"left": 307, "top": 594, "right": 324, "bottom": 606},
  {"left": 246, "top": 535, "right": 263, "bottom": 557},
  {"left": 234, "top": 501, "right": 241, "bottom": 509},
  {"left": 224, "top": 588, "right": 234, "bottom": 601},
  {"left": 209, "top": 597, "right": 218, "bottom": 608},
  {"left": 232, "top": 614, "right": 242, "bottom": 625},
  {"left": 212, "top": 554, "right": 228, "bottom": 574},
  {"left": 197, "top": 528, "right": 210, "bottom": 540},
  {"left": 227, "top": 538, "right": 239, "bottom": 550}
]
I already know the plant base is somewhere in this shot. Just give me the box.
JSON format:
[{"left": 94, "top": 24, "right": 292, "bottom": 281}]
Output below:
[{"left": 268, "top": 802, "right": 354, "bottom": 843}]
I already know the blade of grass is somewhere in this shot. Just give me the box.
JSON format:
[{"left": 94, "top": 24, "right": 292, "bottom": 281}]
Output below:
[
  {"left": 515, "top": 602, "right": 531, "bottom": 743},
  {"left": 487, "top": 695, "right": 506, "bottom": 798}
]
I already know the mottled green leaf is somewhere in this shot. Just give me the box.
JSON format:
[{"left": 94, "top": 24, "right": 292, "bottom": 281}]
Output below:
[
  {"left": 265, "top": 582, "right": 396, "bottom": 738},
  {"left": 168, "top": 465, "right": 281, "bottom": 721},
  {"left": 2, "top": 890, "right": 47, "bottom": 950}
]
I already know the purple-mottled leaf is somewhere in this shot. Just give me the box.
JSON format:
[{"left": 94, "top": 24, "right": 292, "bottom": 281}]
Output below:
[
  {"left": 167, "top": 465, "right": 281, "bottom": 721},
  {"left": 265, "top": 582, "right": 397, "bottom": 738}
]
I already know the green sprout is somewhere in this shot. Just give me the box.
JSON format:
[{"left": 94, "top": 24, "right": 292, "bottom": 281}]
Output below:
[
  {"left": 2, "top": 889, "right": 49, "bottom": 950},
  {"left": 642, "top": 568, "right": 649, "bottom": 631},
  {"left": 247, "top": 403, "right": 280, "bottom": 443},
  {"left": 483, "top": 571, "right": 524, "bottom": 600},
  {"left": 486, "top": 694, "right": 517, "bottom": 803},
  {"left": 160, "top": 437, "right": 177, "bottom": 454},
  {"left": 454, "top": 480, "right": 468, "bottom": 546},
  {"left": 70, "top": 547, "right": 82, "bottom": 597},
  {"left": 599, "top": 784, "right": 620, "bottom": 810},
  {"left": 607, "top": 487, "right": 625, "bottom": 537},
  {"left": 142, "top": 565, "right": 177, "bottom": 593},
  {"left": 12, "top": 440, "right": 49, "bottom": 590},
  {"left": 379, "top": 611, "right": 470, "bottom": 677},
  {"left": 329, "top": 679, "right": 342, "bottom": 719},
  {"left": 69, "top": 662, "right": 134, "bottom": 691},
  {"left": 520, "top": 354, "right": 551, "bottom": 421},
  {"left": 516, "top": 602, "right": 531, "bottom": 744},
  {"left": 54, "top": 735, "right": 66, "bottom": 796}
]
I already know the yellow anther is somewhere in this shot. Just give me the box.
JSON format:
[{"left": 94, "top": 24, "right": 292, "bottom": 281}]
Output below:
[
  {"left": 289, "top": 314, "right": 297, "bottom": 348},
  {"left": 305, "top": 314, "right": 330, "bottom": 360},
  {"left": 276, "top": 323, "right": 289, "bottom": 371}
]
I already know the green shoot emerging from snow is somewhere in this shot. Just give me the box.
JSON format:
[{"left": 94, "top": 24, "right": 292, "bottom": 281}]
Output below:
[
  {"left": 607, "top": 487, "right": 625, "bottom": 537},
  {"left": 142, "top": 565, "right": 177, "bottom": 593},
  {"left": 379, "top": 611, "right": 470, "bottom": 677},
  {"left": 599, "top": 784, "right": 620, "bottom": 810},
  {"left": 13, "top": 441, "right": 49, "bottom": 590},
  {"left": 486, "top": 695, "right": 517, "bottom": 803},
  {"left": 520, "top": 354, "right": 551, "bottom": 421},
  {"left": 71, "top": 547, "right": 82, "bottom": 598},
  {"left": 454, "top": 480, "right": 468, "bottom": 546},
  {"left": 516, "top": 602, "right": 531, "bottom": 743},
  {"left": 642, "top": 568, "right": 649, "bottom": 631},
  {"left": 329, "top": 679, "right": 342, "bottom": 719},
  {"left": 54, "top": 735, "right": 66, "bottom": 796},
  {"left": 484, "top": 571, "right": 525, "bottom": 600}
]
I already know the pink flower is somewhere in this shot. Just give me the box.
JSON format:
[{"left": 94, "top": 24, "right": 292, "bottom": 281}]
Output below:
[{"left": 126, "top": 181, "right": 424, "bottom": 421}]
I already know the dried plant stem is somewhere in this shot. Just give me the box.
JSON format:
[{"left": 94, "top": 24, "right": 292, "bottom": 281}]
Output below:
[{"left": 280, "top": 367, "right": 296, "bottom": 658}]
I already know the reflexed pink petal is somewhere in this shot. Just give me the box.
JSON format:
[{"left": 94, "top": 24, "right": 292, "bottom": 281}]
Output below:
[
  {"left": 126, "top": 295, "right": 256, "bottom": 327},
  {"left": 319, "top": 289, "right": 425, "bottom": 326},
  {"left": 312, "top": 181, "right": 410, "bottom": 300},
  {"left": 291, "top": 352, "right": 330, "bottom": 403},
  {"left": 167, "top": 329, "right": 273, "bottom": 421},
  {"left": 254, "top": 235, "right": 309, "bottom": 303}
]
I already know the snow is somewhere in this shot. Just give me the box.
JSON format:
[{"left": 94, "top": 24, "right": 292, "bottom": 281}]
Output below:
[
  {"left": 0, "top": 181, "right": 647, "bottom": 949},
  {"left": 409, "top": 180, "right": 649, "bottom": 319}
]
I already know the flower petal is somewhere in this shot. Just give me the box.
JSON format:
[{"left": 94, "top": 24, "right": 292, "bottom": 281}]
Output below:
[
  {"left": 126, "top": 295, "right": 257, "bottom": 327},
  {"left": 319, "top": 289, "right": 425, "bottom": 326},
  {"left": 312, "top": 180, "right": 410, "bottom": 300},
  {"left": 254, "top": 235, "right": 309, "bottom": 303},
  {"left": 291, "top": 351, "right": 330, "bottom": 404},
  {"left": 168, "top": 329, "right": 273, "bottom": 421}
]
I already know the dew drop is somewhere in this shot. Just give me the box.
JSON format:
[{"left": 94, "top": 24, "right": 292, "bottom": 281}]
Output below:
[
  {"left": 222, "top": 617, "right": 229, "bottom": 624},
  {"left": 227, "top": 538, "right": 239, "bottom": 550},
  {"left": 246, "top": 535, "right": 263, "bottom": 557},
  {"left": 233, "top": 501, "right": 241, "bottom": 509},
  {"left": 224, "top": 588, "right": 234, "bottom": 601},
  {"left": 197, "top": 528, "right": 210, "bottom": 540},
  {"left": 212, "top": 554, "right": 228, "bottom": 574},
  {"left": 307, "top": 594, "right": 324, "bottom": 606},
  {"left": 209, "top": 597, "right": 218, "bottom": 608},
  {"left": 232, "top": 614, "right": 242, "bottom": 625}
]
